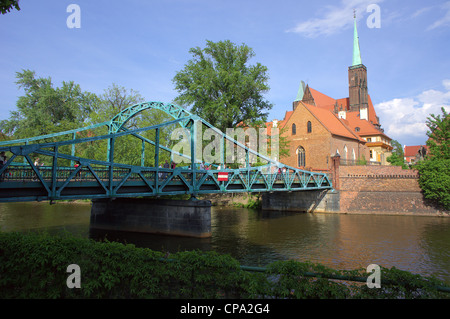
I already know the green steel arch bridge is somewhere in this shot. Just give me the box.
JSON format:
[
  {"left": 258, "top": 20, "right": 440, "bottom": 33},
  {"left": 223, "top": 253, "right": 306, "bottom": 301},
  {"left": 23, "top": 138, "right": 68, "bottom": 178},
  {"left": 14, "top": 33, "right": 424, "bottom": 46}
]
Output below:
[{"left": 0, "top": 102, "right": 332, "bottom": 203}]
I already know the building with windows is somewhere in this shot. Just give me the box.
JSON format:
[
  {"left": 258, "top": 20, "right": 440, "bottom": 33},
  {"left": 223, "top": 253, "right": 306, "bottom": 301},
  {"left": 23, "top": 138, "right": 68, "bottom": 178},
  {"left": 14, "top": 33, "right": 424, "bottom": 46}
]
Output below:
[
  {"left": 404, "top": 145, "right": 428, "bottom": 164},
  {"left": 267, "top": 15, "right": 392, "bottom": 170}
]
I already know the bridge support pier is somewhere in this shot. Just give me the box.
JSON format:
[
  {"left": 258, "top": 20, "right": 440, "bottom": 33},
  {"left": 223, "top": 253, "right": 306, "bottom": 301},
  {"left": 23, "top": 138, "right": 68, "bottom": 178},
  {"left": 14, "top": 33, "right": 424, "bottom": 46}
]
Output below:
[
  {"left": 90, "top": 198, "right": 212, "bottom": 238},
  {"left": 261, "top": 189, "right": 340, "bottom": 213}
]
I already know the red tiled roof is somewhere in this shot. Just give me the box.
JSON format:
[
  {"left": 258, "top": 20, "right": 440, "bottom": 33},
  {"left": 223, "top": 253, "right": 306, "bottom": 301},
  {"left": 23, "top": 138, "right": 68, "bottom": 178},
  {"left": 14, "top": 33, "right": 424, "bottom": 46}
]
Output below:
[
  {"left": 404, "top": 145, "right": 428, "bottom": 157},
  {"left": 266, "top": 102, "right": 365, "bottom": 142},
  {"left": 308, "top": 87, "right": 336, "bottom": 112},
  {"left": 336, "top": 97, "right": 349, "bottom": 110},
  {"left": 301, "top": 102, "right": 362, "bottom": 141},
  {"left": 265, "top": 110, "right": 294, "bottom": 135},
  {"left": 367, "top": 95, "right": 379, "bottom": 125},
  {"left": 280, "top": 110, "right": 293, "bottom": 128},
  {"left": 308, "top": 87, "right": 380, "bottom": 126},
  {"left": 344, "top": 112, "right": 389, "bottom": 139},
  {"left": 266, "top": 86, "right": 389, "bottom": 143}
]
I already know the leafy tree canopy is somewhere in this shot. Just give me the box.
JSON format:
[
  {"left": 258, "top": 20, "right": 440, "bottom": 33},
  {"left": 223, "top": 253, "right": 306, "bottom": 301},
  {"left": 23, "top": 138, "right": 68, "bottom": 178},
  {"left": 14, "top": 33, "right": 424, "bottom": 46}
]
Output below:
[
  {"left": 90, "top": 83, "right": 144, "bottom": 125},
  {"left": 0, "top": 69, "right": 100, "bottom": 139},
  {"left": 416, "top": 107, "right": 450, "bottom": 211},
  {"left": 386, "top": 139, "right": 407, "bottom": 168},
  {"left": 172, "top": 40, "right": 273, "bottom": 133},
  {"left": 425, "top": 107, "right": 449, "bottom": 159}
]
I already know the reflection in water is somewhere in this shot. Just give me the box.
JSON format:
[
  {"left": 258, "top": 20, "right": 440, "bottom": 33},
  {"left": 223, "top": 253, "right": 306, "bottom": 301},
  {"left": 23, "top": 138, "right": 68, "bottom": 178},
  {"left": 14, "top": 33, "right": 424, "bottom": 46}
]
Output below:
[
  {"left": 1, "top": 202, "right": 449, "bottom": 284},
  {"left": 89, "top": 228, "right": 214, "bottom": 253}
]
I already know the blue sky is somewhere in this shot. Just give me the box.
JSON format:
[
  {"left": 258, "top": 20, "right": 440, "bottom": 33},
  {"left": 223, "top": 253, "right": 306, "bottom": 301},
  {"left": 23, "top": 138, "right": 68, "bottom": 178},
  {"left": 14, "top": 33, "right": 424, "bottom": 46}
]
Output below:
[{"left": 1, "top": 0, "right": 449, "bottom": 147}]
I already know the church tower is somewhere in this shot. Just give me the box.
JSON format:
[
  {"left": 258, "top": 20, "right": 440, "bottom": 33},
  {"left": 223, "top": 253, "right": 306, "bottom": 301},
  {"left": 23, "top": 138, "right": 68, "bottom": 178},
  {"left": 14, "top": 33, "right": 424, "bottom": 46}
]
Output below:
[{"left": 348, "top": 13, "right": 369, "bottom": 119}]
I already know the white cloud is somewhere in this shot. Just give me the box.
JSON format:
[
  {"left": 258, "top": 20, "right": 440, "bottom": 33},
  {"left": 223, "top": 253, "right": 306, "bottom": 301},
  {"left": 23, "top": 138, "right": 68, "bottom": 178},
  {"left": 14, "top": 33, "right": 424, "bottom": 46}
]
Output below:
[
  {"left": 427, "top": 1, "right": 450, "bottom": 30},
  {"left": 443, "top": 79, "right": 450, "bottom": 90},
  {"left": 375, "top": 79, "right": 450, "bottom": 144},
  {"left": 287, "top": 0, "right": 384, "bottom": 38},
  {"left": 411, "top": 7, "right": 432, "bottom": 19}
]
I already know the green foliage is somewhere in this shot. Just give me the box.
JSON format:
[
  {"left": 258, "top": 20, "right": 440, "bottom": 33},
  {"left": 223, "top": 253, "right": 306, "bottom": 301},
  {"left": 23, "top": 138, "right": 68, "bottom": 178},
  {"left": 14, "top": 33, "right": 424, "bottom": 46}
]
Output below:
[
  {"left": 172, "top": 40, "right": 273, "bottom": 133},
  {"left": 387, "top": 153, "right": 407, "bottom": 168},
  {"left": 355, "top": 265, "right": 448, "bottom": 299},
  {"left": 0, "top": 232, "right": 448, "bottom": 299},
  {"left": 0, "top": 70, "right": 100, "bottom": 139},
  {"left": 263, "top": 260, "right": 351, "bottom": 299},
  {"left": 416, "top": 107, "right": 450, "bottom": 210},
  {"left": 356, "top": 155, "right": 367, "bottom": 165},
  {"left": 416, "top": 158, "right": 450, "bottom": 210},
  {"left": 0, "top": 72, "right": 179, "bottom": 168},
  {"left": 0, "top": 67, "right": 281, "bottom": 168},
  {"left": 231, "top": 194, "right": 262, "bottom": 209},
  {"left": 387, "top": 139, "right": 407, "bottom": 168},
  {"left": 426, "top": 107, "right": 449, "bottom": 160},
  {"left": 0, "top": 0, "right": 20, "bottom": 14},
  {"left": 89, "top": 83, "right": 144, "bottom": 125}
]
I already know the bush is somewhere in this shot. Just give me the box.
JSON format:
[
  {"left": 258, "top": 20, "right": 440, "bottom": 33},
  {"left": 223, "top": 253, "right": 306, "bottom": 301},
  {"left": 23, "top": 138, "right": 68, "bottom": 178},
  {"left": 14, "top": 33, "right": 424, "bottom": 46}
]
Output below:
[
  {"left": 0, "top": 232, "right": 448, "bottom": 299},
  {"left": 416, "top": 158, "right": 450, "bottom": 211},
  {"left": 416, "top": 107, "right": 450, "bottom": 210}
]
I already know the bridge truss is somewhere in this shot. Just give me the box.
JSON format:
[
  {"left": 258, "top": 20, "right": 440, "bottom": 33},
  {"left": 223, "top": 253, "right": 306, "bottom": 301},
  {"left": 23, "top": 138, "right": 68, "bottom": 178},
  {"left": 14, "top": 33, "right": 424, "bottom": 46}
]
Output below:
[{"left": 0, "top": 102, "right": 332, "bottom": 202}]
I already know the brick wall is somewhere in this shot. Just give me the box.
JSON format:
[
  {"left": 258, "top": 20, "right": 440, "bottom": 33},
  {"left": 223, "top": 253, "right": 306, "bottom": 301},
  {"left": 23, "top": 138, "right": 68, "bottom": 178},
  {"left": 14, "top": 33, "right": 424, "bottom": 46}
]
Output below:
[
  {"left": 332, "top": 136, "right": 370, "bottom": 169},
  {"left": 340, "top": 165, "right": 419, "bottom": 177},
  {"left": 340, "top": 191, "right": 441, "bottom": 214},
  {"left": 340, "top": 165, "right": 420, "bottom": 192},
  {"left": 280, "top": 104, "right": 331, "bottom": 170},
  {"left": 337, "top": 165, "right": 446, "bottom": 215},
  {"left": 280, "top": 103, "right": 368, "bottom": 171}
]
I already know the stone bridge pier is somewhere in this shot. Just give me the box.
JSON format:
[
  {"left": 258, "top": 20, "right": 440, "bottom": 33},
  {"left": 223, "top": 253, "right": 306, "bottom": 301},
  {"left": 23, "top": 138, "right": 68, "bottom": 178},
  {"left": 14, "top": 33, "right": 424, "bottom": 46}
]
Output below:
[
  {"left": 261, "top": 189, "right": 340, "bottom": 213},
  {"left": 90, "top": 198, "right": 212, "bottom": 238}
]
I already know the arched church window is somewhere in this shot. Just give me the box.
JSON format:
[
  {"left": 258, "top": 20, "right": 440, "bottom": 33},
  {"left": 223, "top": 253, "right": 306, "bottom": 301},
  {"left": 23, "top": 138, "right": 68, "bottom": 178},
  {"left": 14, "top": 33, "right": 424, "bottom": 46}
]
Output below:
[
  {"left": 297, "top": 146, "right": 305, "bottom": 167},
  {"left": 292, "top": 123, "right": 296, "bottom": 135},
  {"left": 307, "top": 121, "right": 312, "bottom": 133}
]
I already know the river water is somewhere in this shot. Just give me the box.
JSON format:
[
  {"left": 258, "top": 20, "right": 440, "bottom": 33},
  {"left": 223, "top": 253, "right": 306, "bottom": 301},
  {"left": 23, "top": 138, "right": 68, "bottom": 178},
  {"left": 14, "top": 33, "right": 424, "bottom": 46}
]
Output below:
[{"left": 1, "top": 201, "right": 449, "bottom": 285}]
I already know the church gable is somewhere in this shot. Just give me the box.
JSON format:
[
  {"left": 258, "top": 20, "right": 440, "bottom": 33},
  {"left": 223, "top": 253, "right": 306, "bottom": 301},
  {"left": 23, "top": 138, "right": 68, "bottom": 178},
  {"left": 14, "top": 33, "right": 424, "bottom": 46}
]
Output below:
[
  {"left": 286, "top": 102, "right": 329, "bottom": 137},
  {"left": 301, "top": 85, "right": 315, "bottom": 106}
]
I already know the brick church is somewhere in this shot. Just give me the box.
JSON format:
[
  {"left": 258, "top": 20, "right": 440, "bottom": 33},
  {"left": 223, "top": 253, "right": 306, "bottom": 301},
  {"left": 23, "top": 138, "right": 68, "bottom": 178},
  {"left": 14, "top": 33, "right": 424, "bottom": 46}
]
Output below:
[{"left": 268, "top": 16, "right": 393, "bottom": 171}]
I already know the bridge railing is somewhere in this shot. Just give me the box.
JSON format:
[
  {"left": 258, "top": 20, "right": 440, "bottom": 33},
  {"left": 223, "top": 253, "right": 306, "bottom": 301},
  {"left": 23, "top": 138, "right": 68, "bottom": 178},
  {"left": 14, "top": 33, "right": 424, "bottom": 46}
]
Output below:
[{"left": 1, "top": 164, "right": 329, "bottom": 184}]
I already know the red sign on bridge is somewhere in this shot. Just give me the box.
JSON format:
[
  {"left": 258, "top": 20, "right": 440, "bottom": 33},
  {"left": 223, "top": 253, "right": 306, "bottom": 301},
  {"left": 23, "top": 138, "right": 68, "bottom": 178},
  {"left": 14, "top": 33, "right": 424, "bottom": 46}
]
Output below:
[{"left": 218, "top": 172, "right": 228, "bottom": 181}]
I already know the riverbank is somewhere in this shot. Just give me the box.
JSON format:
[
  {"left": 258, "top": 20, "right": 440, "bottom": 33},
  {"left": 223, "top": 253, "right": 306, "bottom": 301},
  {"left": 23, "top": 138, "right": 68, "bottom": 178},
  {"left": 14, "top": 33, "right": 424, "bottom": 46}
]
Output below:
[
  {"left": 198, "top": 193, "right": 261, "bottom": 209},
  {"left": 260, "top": 164, "right": 448, "bottom": 217},
  {"left": 42, "top": 187, "right": 449, "bottom": 217},
  {"left": 262, "top": 189, "right": 449, "bottom": 217},
  {"left": 337, "top": 165, "right": 448, "bottom": 217},
  {"left": 2, "top": 231, "right": 449, "bottom": 299}
]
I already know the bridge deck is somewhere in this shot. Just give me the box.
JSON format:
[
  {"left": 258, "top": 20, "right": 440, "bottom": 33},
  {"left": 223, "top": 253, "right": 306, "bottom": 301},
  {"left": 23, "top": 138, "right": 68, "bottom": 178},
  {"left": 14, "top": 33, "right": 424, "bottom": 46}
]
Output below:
[{"left": 0, "top": 165, "right": 331, "bottom": 202}]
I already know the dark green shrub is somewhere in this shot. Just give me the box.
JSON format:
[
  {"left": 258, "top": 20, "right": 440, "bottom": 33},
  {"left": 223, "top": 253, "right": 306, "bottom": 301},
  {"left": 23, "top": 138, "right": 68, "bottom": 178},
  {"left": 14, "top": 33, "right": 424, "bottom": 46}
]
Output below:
[{"left": 0, "top": 232, "right": 448, "bottom": 299}]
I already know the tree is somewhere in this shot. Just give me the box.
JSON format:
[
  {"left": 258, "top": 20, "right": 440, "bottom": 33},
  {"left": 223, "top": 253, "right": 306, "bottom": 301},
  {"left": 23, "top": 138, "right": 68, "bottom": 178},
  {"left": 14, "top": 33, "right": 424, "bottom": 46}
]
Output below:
[
  {"left": 90, "top": 83, "right": 144, "bottom": 125},
  {"left": 425, "top": 107, "right": 449, "bottom": 159},
  {"left": 0, "top": 70, "right": 100, "bottom": 166},
  {"left": 416, "top": 107, "right": 450, "bottom": 211},
  {"left": 416, "top": 158, "right": 450, "bottom": 210},
  {"left": 0, "top": 69, "right": 99, "bottom": 139},
  {"left": 386, "top": 139, "right": 407, "bottom": 168},
  {"left": 1, "top": 0, "right": 20, "bottom": 14},
  {"left": 172, "top": 40, "right": 273, "bottom": 133},
  {"left": 87, "top": 83, "right": 175, "bottom": 166}
]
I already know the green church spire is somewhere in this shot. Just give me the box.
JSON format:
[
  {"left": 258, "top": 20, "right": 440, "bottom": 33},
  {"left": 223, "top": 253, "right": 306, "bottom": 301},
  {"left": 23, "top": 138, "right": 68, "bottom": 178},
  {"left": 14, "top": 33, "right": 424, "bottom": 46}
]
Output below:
[
  {"left": 352, "top": 12, "right": 362, "bottom": 66},
  {"left": 295, "top": 80, "right": 306, "bottom": 101}
]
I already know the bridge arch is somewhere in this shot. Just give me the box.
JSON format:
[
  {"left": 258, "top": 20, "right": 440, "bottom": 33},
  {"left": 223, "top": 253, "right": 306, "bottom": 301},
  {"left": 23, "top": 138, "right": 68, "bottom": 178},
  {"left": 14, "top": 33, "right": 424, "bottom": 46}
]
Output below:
[{"left": 108, "top": 101, "right": 193, "bottom": 134}]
